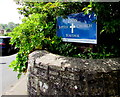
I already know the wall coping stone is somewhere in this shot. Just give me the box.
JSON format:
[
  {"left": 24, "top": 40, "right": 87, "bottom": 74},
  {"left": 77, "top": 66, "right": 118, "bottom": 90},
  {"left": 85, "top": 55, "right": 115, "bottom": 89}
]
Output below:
[{"left": 29, "top": 50, "right": 120, "bottom": 74}]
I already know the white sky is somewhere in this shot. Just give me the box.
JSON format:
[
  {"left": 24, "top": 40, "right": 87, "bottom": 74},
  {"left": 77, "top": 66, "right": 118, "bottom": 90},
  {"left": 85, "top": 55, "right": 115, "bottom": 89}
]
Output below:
[{"left": 0, "top": 0, "right": 22, "bottom": 24}]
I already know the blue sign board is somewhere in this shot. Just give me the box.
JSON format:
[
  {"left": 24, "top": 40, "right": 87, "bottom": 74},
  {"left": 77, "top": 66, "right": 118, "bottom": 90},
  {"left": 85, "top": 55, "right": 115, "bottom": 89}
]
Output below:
[{"left": 57, "top": 12, "right": 97, "bottom": 44}]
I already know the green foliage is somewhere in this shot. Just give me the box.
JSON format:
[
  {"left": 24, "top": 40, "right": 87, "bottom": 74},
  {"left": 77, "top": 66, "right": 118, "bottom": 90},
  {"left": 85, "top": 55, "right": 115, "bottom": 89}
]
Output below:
[
  {"left": 84, "top": 2, "right": 120, "bottom": 34},
  {"left": 76, "top": 45, "right": 116, "bottom": 59},
  {"left": 46, "top": 36, "right": 77, "bottom": 57},
  {"left": 9, "top": 2, "right": 120, "bottom": 78},
  {"left": 9, "top": 13, "right": 47, "bottom": 77},
  {"left": 9, "top": 2, "right": 87, "bottom": 77}
]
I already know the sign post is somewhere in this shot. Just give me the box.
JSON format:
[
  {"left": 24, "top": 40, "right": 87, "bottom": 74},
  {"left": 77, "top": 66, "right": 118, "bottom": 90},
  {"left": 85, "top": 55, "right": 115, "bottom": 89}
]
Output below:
[{"left": 57, "top": 12, "right": 97, "bottom": 44}]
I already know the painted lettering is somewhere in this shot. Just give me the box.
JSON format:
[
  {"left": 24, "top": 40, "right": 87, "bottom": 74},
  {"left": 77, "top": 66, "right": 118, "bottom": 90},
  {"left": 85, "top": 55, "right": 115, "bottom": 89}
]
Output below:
[{"left": 66, "top": 34, "right": 80, "bottom": 38}]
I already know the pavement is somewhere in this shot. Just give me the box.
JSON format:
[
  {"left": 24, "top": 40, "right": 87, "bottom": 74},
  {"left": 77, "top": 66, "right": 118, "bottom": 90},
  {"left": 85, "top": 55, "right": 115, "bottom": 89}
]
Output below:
[{"left": 2, "top": 74, "right": 28, "bottom": 96}]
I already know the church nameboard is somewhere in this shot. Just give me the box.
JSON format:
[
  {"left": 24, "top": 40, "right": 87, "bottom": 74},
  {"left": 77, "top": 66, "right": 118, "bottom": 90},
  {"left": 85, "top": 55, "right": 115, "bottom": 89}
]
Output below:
[{"left": 57, "top": 12, "right": 97, "bottom": 44}]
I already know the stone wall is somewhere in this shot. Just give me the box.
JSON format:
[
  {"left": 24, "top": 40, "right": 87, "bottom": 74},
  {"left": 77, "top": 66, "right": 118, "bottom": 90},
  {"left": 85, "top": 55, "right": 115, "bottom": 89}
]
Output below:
[{"left": 28, "top": 50, "right": 120, "bottom": 97}]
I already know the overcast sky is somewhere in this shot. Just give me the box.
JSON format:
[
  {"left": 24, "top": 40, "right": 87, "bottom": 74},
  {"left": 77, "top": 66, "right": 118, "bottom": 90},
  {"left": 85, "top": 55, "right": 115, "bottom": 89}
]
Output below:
[{"left": 0, "top": 0, "right": 22, "bottom": 24}]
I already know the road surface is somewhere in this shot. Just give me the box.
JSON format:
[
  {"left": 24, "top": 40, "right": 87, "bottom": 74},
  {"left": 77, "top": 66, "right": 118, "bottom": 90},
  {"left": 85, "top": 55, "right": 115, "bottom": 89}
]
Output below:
[{"left": 0, "top": 53, "right": 19, "bottom": 95}]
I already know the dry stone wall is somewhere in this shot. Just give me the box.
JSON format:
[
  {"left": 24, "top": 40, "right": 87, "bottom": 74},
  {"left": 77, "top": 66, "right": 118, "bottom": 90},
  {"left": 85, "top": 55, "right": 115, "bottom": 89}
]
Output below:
[{"left": 28, "top": 50, "right": 120, "bottom": 97}]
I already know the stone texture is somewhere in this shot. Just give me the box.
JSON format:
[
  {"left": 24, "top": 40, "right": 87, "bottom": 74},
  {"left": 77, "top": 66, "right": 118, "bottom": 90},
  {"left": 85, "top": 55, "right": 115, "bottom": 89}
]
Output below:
[{"left": 28, "top": 50, "right": 120, "bottom": 97}]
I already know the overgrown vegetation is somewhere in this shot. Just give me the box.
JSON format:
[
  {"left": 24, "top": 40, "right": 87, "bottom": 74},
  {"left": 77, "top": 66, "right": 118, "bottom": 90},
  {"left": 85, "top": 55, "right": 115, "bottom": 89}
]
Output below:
[{"left": 8, "top": 2, "right": 120, "bottom": 78}]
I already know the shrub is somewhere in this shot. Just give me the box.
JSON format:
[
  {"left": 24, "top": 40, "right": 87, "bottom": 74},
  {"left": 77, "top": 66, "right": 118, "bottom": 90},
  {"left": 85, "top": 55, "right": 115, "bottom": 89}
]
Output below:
[{"left": 9, "top": 2, "right": 120, "bottom": 78}]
